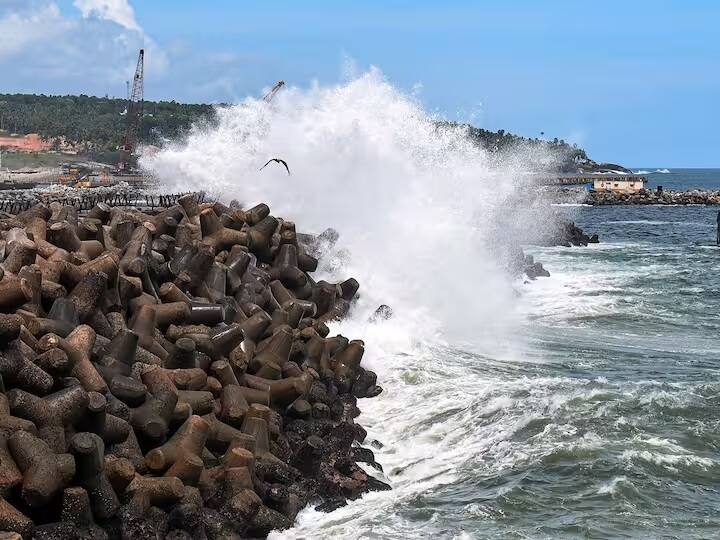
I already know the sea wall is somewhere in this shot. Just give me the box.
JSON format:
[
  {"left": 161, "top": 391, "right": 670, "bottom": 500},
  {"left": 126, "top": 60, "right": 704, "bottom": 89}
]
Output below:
[
  {"left": 585, "top": 189, "right": 720, "bottom": 205},
  {"left": 0, "top": 194, "right": 388, "bottom": 538}
]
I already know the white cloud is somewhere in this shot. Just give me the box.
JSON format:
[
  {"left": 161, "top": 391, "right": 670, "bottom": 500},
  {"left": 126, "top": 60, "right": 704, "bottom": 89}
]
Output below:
[
  {"left": 0, "top": 0, "right": 170, "bottom": 94},
  {"left": 0, "top": 0, "right": 254, "bottom": 102},
  {"left": 0, "top": 3, "right": 73, "bottom": 61},
  {"left": 72, "top": 0, "right": 141, "bottom": 32}
]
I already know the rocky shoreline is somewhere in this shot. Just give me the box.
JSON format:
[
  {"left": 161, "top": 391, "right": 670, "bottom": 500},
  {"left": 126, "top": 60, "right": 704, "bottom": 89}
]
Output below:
[
  {"left": 513, "top": 220, "right": 599, "bottom": 279},
  {"left": 585, "top": 189, "right": 720, "bottom": 205},
  {"left": 0, "top": 195, "right": 388, "bottom": 539}
]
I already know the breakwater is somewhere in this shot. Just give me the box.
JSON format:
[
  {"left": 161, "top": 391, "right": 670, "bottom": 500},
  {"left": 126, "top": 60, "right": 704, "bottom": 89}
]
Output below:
[
  {"left": 0, "top": 183, "right": 185, "bottom": 214},
  {"left": 0, "top": 194, "right": 386, "bottom": 538},
  {"left": 585, "top": 189, "right": 720, "bottom": 205}
]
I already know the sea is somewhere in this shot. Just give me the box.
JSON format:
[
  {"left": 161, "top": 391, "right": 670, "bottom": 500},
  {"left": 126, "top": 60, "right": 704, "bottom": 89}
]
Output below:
[
  {"left": 632, "top": 168, "right": 720, "bottom": 191},
  {"left": 143, "top": 71, "right": 720, "bottom": 539}
]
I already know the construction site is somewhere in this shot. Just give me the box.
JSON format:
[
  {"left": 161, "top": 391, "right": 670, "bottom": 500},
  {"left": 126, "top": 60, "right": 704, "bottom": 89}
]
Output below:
[
  {"left": 0, "top": 50, "right": 284, "bottom": 195},
  {"left": 0, "top": 51, "right": 147, "bottom": 191}
]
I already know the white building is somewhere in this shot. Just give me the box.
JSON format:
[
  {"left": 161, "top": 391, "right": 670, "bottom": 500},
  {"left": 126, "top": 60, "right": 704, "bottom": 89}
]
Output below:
[{"left": 592, "top": 175, "right": 646, "bottom": 193}]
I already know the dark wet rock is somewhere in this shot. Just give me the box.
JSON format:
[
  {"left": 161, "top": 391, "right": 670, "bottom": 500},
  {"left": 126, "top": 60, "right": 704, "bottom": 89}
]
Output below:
[
  {"left": 165, "top": 531, "right": 194, "bottom": 540},
  {"left": 291, "top": 435, "right": 324, "bottom": 476},
  {"left": 352, "top": 424, "right": 368, "bottom": 443},
  {"left": 586, "top": 188, "right": 720, "bottom": 205},
  {"left": 525, "top": 262, "right": 551, "bottom": 279},
  {"left": 366, "top": 475, "right": 392, "bottom": 492},
  {"left": 246, "top": 505, "right": 293, "bottom": 537},
  {"left": 352, "top": 368, "right": 377, "bottom": 398},
  {"left": 365, "top": 385, "right": 383, "bottom": 398},
  {"left": 534, "top": 219, "right": 598, "bottom": 247},
  {"left": 308, "top": 380, "right": 332, "bottom": 405},
  {"left": 316, "top": 496, "right": 347, "bottom": 512},
  {"left": 30, "top": 522, "right": 108, "bottom": 540},
  {"left": 311, "top": 402, "right": 331, "bottom": 419},
  {"left": 349, "top": 446, "right": 380, "bottom": 469},
  {"left": 369, "top": 439, "right": 384, "bottom": 449},
  {"left": 0, "top": 195, "right": 387, "bottom": 538},
  {"left": 369, "top": 304, "right": 393, "bottom": 322}
]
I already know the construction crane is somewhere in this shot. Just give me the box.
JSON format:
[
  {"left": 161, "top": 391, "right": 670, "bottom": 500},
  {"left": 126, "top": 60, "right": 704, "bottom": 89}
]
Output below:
[
  {"left": 117, "top": 49, "right": 144, "bottom": 173},
  {"left": 263, "top": 80, "right": 285, "bottom": 103}
]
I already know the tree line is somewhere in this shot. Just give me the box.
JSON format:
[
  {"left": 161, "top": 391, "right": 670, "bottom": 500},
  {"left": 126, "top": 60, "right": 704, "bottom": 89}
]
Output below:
[
  {"left": 0, "top": 93, "right": 594, "bottom": 172},
  {"left": 0, "top": 93, "right": 215, "bottom": 156},
  {"left": 438, "top": 122, "right": 594, "bottom": 172}
]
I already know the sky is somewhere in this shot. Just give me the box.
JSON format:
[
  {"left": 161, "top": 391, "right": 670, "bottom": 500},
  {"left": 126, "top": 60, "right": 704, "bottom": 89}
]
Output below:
[{"left": 1, "top": 0, "right": 719, "bottom": 167}]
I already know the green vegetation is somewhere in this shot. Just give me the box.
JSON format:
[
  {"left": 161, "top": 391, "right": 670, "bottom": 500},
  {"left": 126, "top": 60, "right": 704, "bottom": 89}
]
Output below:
[
  {"left": 0, "top": 151, "right": 85, "bottom": 169},
  {"left": 0, "top": 93, "right": 600, "bottom": 172},
  {"left": 0, "top": 93, "right": 216, "bottom": 162},
  {"left": 439, "top": 122, "right": 594, "bottom": 172}
]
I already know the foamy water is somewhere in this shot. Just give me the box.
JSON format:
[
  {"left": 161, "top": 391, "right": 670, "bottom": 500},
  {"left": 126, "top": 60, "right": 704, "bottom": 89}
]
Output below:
[{"left": 145, "top": 75, "right": 720, "bottom": 538}]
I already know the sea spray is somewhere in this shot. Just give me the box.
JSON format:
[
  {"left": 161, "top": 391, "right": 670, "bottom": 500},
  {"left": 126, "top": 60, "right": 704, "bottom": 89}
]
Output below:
[
  {"left": 143, "top": 68, "right": 572, "bottom": 539},
  {"left": 144, "top": 82, "right": 720, "bottom": 536},
  {"left": 143, "top": 68, "right": 561, "bottom": 346}
]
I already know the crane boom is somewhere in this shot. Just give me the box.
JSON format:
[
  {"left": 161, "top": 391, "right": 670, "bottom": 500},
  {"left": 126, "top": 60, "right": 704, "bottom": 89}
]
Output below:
[{"left": 117, "top": 49, "right": 144, "bottom": 172}]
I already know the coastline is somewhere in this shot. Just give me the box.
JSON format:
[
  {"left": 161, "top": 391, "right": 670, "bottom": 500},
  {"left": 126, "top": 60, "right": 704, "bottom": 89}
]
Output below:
[{"left": 585, "top": 189, "right": 720, "bottom": 205}]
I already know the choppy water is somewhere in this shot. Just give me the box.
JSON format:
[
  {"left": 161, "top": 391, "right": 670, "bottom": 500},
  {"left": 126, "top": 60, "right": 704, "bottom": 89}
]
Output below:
[
  {"left": 143, "top": 72, "right": 720, "bottom": 539},
  {"left": 273, "top": 204, "right": 720, "bottom": 540},
  {"left": 269, "top": 205, "right": 720, "bottom": 540}
]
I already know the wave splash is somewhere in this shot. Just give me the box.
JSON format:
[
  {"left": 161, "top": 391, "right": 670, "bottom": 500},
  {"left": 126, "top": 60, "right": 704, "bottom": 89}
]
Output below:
[
  {"left": 633, "top": 169, "right": 671, "bottom": 175},
  {"left": 143, "top": 68, "right": 555, "bottom": 348},
  {"left": 143, "top": 68, "right": 561, "bottom": 539}
]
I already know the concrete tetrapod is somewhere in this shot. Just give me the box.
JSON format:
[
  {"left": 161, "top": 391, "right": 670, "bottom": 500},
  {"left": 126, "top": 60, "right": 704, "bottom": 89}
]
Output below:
[{"left": 0, "top": 195, "right": 386, "bottom": 538}]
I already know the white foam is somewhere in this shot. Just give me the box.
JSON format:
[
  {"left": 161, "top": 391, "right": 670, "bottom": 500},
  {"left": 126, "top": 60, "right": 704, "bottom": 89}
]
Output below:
[
  {"left": 597, "top": 476, "right": 637, "bottom": 496},
  {"left": 142, "top": 68, "right": 701, "bottom": 539},
  {"left": 621, "top": 449, "right": 716, "bottom": 471},
  {"left": 143, "top": 68, "right": 558, "bottom": 348}
]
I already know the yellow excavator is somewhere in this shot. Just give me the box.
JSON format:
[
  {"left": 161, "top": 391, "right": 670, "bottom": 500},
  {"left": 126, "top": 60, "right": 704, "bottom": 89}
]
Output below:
[
  {"left": 74, "top": 169, "right": 110, "bottom": 188},
  {"left": 58, "top": 163, "right": 87, "bottom": 185},
  {"left": 59, "top": 164, "right": 110, "bottom": 188}
]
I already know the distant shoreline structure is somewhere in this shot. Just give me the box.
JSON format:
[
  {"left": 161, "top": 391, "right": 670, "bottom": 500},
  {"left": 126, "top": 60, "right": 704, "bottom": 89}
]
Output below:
[{"left": 584, "top": 188, "right": 720, "bottom": 205}]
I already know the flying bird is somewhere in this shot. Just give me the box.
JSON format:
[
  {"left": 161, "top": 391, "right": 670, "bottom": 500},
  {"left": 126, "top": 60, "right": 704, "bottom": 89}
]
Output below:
[{"left": 260, "top": 158, "right": 290, "bottom": 175}]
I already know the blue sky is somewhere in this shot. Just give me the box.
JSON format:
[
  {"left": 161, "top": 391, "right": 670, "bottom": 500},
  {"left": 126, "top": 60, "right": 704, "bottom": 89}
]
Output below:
[{"left": 2, "top": 0, "right": 719, "bottom": 167}]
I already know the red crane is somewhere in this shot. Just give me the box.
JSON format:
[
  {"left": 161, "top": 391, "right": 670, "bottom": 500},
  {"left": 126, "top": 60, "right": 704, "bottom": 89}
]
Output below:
[{"left": 117, "top": 49, "right": 144, "bottom": 173}]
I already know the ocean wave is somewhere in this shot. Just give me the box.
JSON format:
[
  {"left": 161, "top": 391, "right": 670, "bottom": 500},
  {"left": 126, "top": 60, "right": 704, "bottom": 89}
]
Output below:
[
  {"left": 633, "top": 170, "right": 651, "bottom": 174},
  {"left": 143, "top": 66, "right": 543, "bottom": 348},
  {"left": 597, "top": 476, "right": 638, "bottom": 496},
  {"left": 621, "top": 449, "right": 716, "bottom": 471},
  {"left": 551, "top": 203, "right": 591, "bottom": 207},
  {"left": 142, "top": 62, "right": 720, "bottom": 540},
  {"left": 602, "top": 220, "right": 674, "bottom": 225},
  {"left": 655, "top": 168, "right": 671, "bottom": 173},
  {"left": 594, "top": 170, "right": 630, "bottom": 175}
]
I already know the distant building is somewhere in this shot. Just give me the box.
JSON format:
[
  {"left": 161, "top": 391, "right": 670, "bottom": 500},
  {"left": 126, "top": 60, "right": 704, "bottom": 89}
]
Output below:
[
  {"left": 592, "top": 175, "right": 646, "bottom": 193},
  {"left": 0, "top": 133, "right": 51, "bottom": 152}
]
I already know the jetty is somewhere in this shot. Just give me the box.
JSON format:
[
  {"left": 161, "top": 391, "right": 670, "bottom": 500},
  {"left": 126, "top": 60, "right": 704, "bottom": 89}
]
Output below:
[
  {"left": 538, "top": 173, "right": 647, "bottom": 189},
  {"left": 586, "top": 188, "right": 720, "bottom": 205}
]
